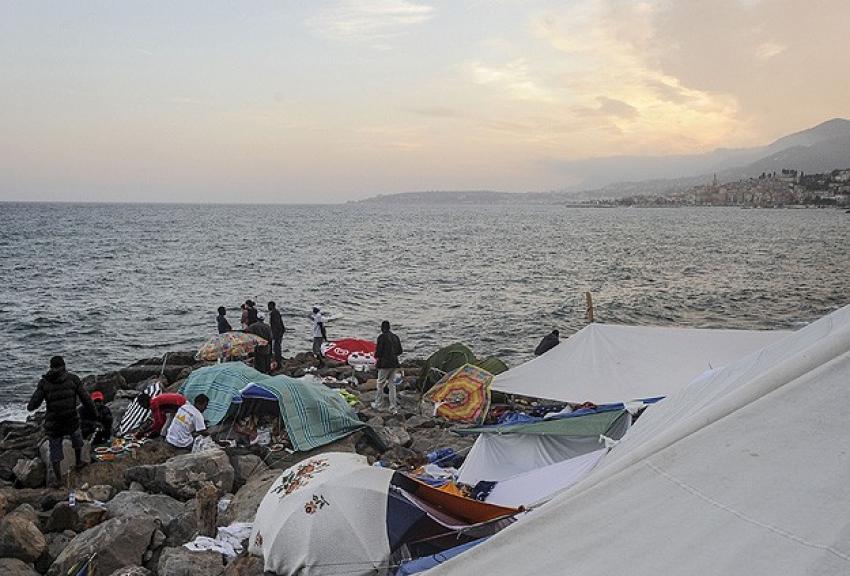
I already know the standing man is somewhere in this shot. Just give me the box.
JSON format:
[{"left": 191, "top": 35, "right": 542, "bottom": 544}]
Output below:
[
  {"left": 372, "top": 321, "right": 403, "bottom": 413},
  {"left": 27, "top": 356, "right": 97, "bottom": 487},
  {"left": 217, "top": 306, "right": 232, "bottom": 334},
  {"left": 165, "top": 394, "right": 210, "bottom": 449},
  {"left": 247, "top": 317, "right": 273, "bottom": 374},
  {"left": 268, "top": 301, "right": 285, "bottom": 369},
  {"left": 310, "top": 306, "right": 328, "bottom": 367},
  {"left": 245, "top": 300, "right": 259, "bottom": 325}
]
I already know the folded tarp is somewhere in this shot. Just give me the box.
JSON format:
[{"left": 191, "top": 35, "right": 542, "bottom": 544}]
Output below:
[
  {"left": 456, "top": 407, "right": 629, "bottom": 437},
  {"left": 428, "top": 304, "right": 850, "bottom": 576},
  {"left": 492, "top": 323, "right": 791, "bottom": 403}
]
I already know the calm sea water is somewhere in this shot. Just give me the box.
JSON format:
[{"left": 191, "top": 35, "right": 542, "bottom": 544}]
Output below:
[{"left": 2, "top": 202, "right": 849, "bottom": 420}]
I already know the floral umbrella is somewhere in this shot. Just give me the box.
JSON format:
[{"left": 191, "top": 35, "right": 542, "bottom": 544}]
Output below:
[
  {"left": 195, "top": 332, "right": 268, "bottom": 361},
  {"left": 423, "top": 364, "right": 494, "bottom": 424}
]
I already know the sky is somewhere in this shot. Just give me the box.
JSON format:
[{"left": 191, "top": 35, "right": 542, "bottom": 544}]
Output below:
[{"left": 1, "top": 0, "right": 849, "bottom": 203}]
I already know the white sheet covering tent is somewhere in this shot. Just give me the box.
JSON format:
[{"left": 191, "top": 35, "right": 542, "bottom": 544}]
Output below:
[
  {"left": 427, "top": 304, "right": 850, "bottom": 576},
  {"left": 492, "top": 323, "right": 790, "bottom": 403}
]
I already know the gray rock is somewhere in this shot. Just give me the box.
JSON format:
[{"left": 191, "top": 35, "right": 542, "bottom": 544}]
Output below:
[
  {"left": 219, "top": 468, "right": 279, "bottom": 525},
  {"left": 374, "top": 425, "right": 412, "bottom": 449},
  {"left": 222, "top": 555, "right": 265, "bottom": 576},
  {"left": 165, "top": 501, "right": 198, "bottom": 547},
  {"left": 0, "top": 491, "right": 7, "bottom": 519},
  {"left": 46, "top": 502, "right": 106, "bottom": 532},
  {"left": 405, "top": 414, "right": 436, "bottom": 429},
  {"left": 35, "top": 531, "right": 75, "bottom": 573},
  {"left": 82, "top": 371, "right": 126, "bottom": 401},
  {"left": 0, "top": 514, "right": 47, "bottom": 563},
  {"left": 88, "top": 484, "right": 115, "bottom": 502},
  {"left": 7, "top": 503, "right": 40, "bottom": 525},
  {"left": 126, "top": 448, "right": 234, "bottom": 500},
  {"left": 0, "top": 558, "right": 41, "bottom": 576},
  {"left": 13, "top": 458, "right": 45, "bottom": 488},
  {"left": 105, "top": 491, "right": 195, "bottom": 546},
  {"left": 0, "top": 449, "right": 27, "bottom": 482},
  {"left": 108, "top": 567, "right": 153, "bottom": 576},
  {"left": 129, "top": 481, "right": 146, "bottom": 492},
  {"left": 150, "top": 528, "right": 166, "bottom": 550},
  {"left": 229, "top": 453, "right": 267, "bottom": 489},
  {"left": 408, "top": 426, "right": 476, "bottom": 454},
  {"left": 156, "top": 546, "right": 224, "bottom": 576},
  {"left": 47, "top": 516, "right": 156, "bottom": 576}
]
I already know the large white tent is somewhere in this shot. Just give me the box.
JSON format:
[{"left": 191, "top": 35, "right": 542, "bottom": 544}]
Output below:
[
  {"left": 492, "top": 323, "right": 790, "bottom": 403},
  {"left": 428, "top": 304, "right": 850, "bottom": 576}
]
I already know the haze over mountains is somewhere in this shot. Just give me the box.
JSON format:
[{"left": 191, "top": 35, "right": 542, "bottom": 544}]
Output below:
[{"left": 361, "top": 118, "right": 850, "bottom": 204}]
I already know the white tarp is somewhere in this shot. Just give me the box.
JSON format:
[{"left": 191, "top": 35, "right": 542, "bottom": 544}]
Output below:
[
  {"left": 485, "top": 449, "right": 607, "bottom": 508},
  {"left": 492, "top": 323, "right": 790, "bottom": 403},
  {"left": 428, "top": 304, "right": 850, "bottom": 576},
  {"left": 250, "top": 452, "right": 394, "bottom": 576},
  {"left": 457, "top": 413, "right": 630, "bottom": 486}
]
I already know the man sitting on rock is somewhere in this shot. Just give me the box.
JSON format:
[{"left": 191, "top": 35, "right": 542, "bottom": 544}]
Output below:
[
  {"left": 165, "top": 394, "right": 210, "bottom": 449},
  {"left": 79, "top": 390, "right": 113, "bottom": 445},
  {"left": 27, "top": 355, "right": 97, "bottom": 487}
]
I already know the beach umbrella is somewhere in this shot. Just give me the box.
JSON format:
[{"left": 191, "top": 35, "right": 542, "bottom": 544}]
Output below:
[
  {"left": 423, "top": 364, "right": 493, "bottom": 424},
  {"left": 321, "top": 338, "right": 376, "bottom": 365},
  {"left": 195, "top": 332, "right": 268, "bottom": 362},
  {"left": 250, "top": 452, "right": 397, "bottom": 576}
]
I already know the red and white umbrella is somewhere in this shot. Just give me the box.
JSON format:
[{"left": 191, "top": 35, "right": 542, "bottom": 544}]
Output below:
[{"left": 321, "top": 338, "right": 376, "bottom": 367}]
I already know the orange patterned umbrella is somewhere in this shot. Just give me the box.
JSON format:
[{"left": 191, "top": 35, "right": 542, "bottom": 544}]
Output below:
[{"left": 423, "top": 364, "right": 493, "bottom": 424}]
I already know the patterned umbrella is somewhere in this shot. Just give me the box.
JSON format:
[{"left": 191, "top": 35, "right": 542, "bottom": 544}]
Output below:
[
  {"left": 423, "top": 364, "right": 494, "bottom": 424},
  {"left": 195, "top": 332, "right": 268, "bottom": 361}
]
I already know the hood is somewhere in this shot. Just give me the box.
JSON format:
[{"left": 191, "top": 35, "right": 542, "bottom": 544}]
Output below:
[{"left": 43, "top": 367, "right": 66, "bottom": 382}]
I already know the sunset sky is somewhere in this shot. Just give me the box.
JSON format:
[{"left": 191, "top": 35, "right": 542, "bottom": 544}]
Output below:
[{"left": 1, "top": 0, "right": 849, "bottom": 203}]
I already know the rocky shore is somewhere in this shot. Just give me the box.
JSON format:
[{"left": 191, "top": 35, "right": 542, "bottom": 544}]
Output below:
[{"left": 0, "top": 351, "right": 476, "bottom": 576}]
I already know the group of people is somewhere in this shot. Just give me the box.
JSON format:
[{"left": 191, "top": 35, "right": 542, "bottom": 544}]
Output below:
[
  {"left": 27, "top": 356, "right": 212, "bottom": 486},
  {"left": 216, "top": 301, "right": 327, "bottom": 373}
]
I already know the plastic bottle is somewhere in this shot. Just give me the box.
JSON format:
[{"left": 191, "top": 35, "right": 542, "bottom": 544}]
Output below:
[{"left": 68, "top": 489, "right": 76, "bottom": 507}]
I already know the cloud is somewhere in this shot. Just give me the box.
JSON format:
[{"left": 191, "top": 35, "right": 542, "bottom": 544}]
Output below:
[
  {"left": 467, "top": 59, "right": 556, "bottom": 102},
  {"left": 166, "top": 97, "right": 204, "bottom": 105},
  {"left": 307, "top": 0, "right": 435, "bottom": 43},
  {"left": 404, "top": 105, "right": 464, "bottom": 118},
  {"left": 596, "top": 97, "right": 639, "bottom": 119}
]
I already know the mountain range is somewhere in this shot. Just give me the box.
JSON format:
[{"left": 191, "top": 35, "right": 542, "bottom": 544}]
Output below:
[{"left": 359, "top": 118, "right": 850, "bottom": 203}]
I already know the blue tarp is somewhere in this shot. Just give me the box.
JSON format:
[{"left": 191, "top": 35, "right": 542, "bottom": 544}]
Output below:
[{"left": 396, "top": 538, "right": 489, "bottom": 575}]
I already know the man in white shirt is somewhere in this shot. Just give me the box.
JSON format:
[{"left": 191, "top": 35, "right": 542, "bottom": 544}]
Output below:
[
  {"left": 310, "top": 306, "right": 328, "bottom": 366},
  {"left": 165, "top": 394, "right": 210, "bottom": 449}
]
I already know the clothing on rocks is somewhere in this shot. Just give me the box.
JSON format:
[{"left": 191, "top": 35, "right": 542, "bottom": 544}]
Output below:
[
  {"left": 534, "top": 331, "right": 560, "bottom": 356},
  {"left": 217, "top": 314, "right": 232, "bottom": 334},
  {"left": 372, "top": 368, "right": 399, "bottom": 412},
  {"left": 28, "top": 367, "right": 96, "bottom": 438},
  {"left": 375, "top": 330, "right": 403, "bottom": 369},
  {"left": 79, "top": 401, "right": 113, "bottom": 445},
  {"left": 149, "top": 393, "right": 187, "bottom": 437},
  {"left": 166, "top": 402, "right": 207, "bottom": 448}
]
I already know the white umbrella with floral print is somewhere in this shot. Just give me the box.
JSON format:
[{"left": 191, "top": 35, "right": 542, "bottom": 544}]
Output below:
[{"left": 250, "top": 452, "right": 395, "bottom": 576}]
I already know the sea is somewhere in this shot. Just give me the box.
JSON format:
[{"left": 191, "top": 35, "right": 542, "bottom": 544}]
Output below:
[{"left": 2, "top": 202, "right": 849, "bottom": 421}]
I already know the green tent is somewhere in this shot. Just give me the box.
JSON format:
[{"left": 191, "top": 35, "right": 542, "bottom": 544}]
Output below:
[
  {"left": 455, "top": 410, "right": 628, "bottom": 438},
  {"left": 415, "top": 343, "right": 476, "bottom": 392},
  {"left": 250, "top": 376, "right": 365, "bottom": 452},
  {"left": 474, "top": 356, "right": 509, "bottom": 376},
  {"left": 180, "top": 362, "right": 267, "bottom": 426}
]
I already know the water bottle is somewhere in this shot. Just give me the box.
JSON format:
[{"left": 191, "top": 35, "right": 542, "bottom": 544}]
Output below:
[{"left": 68, "top": 489, "right": 76, "bottom": 507}]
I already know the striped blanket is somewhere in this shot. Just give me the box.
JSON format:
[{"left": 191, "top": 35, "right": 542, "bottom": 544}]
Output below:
[{"left": 118, "top": 380, "right": 162, "bottom": 436}]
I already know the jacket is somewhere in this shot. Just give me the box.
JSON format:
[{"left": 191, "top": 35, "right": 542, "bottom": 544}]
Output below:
[
  {"left": 269, "top": 309, "right": 286, "bottom": 338},
  {"left": 217, "top": 315, "right": 232, "bottom": 334},
  {"left": 375, "top": 331, "right": 403, "bottom": 369},
  {"left": 28, "top": 368, "right": 96, "bottom": 437},
  {"left": 534, "top": 332, "right": 560, "bottom": 356}
]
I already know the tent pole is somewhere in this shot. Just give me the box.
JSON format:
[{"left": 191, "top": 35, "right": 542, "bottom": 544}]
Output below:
[{"left": 585, "top": 292, "right": 595, "bottom": 323}]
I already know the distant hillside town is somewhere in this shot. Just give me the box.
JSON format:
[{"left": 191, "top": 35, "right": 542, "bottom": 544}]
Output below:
[{"left": 612, "top": 168, "right": 850, "bottom": 208}]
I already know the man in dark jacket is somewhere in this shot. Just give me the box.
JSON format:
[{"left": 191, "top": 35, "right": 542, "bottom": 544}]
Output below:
[
  {"left": 268, "top": 301, "right": 286, "bottom": 368},
  {"left": 217, "top": 306, "right": 232, "bottom": 334},
  {"left": 247, "top": 318, "right": 273, "bottom": 374},
  {"left": 28, "top": 356, "right": 97, "bottom": 486},
  {"left": 534, "top": 329, "right": 560, "bottom": 356},
  {"left": 79, "top": 391, "right": 113, "bottom": 445},
  {"left": 372, "top": 321, "right": 403, "bottom": 413},
  {"left": 245, "top": 300, "right": 259, "bottom": 325}
]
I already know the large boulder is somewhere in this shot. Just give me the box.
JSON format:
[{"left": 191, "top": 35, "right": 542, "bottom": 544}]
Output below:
[
  {"left": 13, "top": 458, "right": 45, "bottom": 488},
  {"left": 81, "top": 371, "right": 127, "bottom": 401},
  {"left": 126, "top": 448, "right": 234, "bottom": 500},
  {"left": 45, "top": 502, "right": 106, "bottom": 532},
  {"left": 0, "top": 558, "right": 41, "bottom": 576},
  {"left": 0, "top": 514, "right": 47, "bottom": 563},
  {"left": 222, "top": 555, "right": 264, "bottom": 576},
  {"left": 47, "top": 516, "right": 156, "bottom": 576},
  {"left": 105, "top": 491, "right": 195, "bottom": 545},
  {"left": 219, "top": 468, "right": 279, "bottom": 526},
  {"left": 156, "top": 546, "right": 224, "bottom": 576},
  {"left": 228, "top": 453, "right": 267, "bottom": 489},
  {"left": 36, "top": 531, "right": 75, "bottom": 573},
  {"left": 0, "top": 449, "right": 28, "bottom": 481}
]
